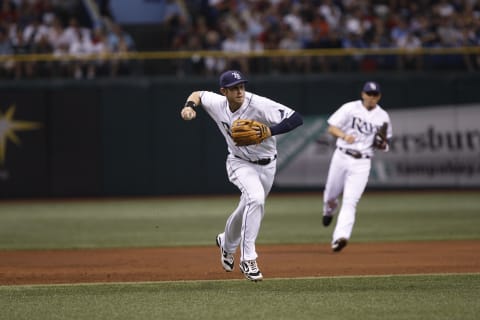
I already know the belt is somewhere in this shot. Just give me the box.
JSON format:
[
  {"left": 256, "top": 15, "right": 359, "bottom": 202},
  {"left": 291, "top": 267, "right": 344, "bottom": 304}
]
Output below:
[
  {"left": 234, "top": 154, "right": 277, "bottom": 165},
  {"left": 338, "top": 147, "right": 371, "bottom": 159}
]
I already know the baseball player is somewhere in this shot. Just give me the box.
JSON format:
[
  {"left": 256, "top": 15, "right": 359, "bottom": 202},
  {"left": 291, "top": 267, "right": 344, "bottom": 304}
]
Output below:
[
  {"left": 322, "top": 81, "right": 392, "bottom": 252},
  {"left": 180, "top": 70, "right": 303, "bottom": 281}
]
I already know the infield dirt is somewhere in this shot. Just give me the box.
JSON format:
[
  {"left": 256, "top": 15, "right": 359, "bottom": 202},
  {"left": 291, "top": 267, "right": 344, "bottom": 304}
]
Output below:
[{"left": 1, "top": 240, "right": 479, "bottom": 285}]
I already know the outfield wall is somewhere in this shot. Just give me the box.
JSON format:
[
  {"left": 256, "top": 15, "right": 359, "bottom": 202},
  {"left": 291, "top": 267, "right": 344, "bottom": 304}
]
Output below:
[{"left": 0, "top": 72, "right": 479, "bottom": 198}]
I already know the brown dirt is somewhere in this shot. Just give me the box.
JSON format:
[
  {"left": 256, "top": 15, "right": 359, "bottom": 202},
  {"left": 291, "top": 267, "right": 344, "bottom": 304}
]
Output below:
[{"left": 1, "top": 240, "right": 479, "bottom": 285}]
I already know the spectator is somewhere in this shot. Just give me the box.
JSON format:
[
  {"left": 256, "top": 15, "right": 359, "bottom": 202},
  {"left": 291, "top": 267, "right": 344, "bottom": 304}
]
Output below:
[
  {"left": 435, "top": 0, "right": 456, "bottom": 18},
  {"left": 46, "top": 15, "right": 65, "bottom": 50},
  {"left": 69, "top": 28, "right": 95, "bottom": 79},
  {"left": 397, "top": 31, "right": 423, "bottom": 70},
  {"left": 15, "top": 0, "right": 37, "bottom": 30},
  {"left": 106, "top": 22, "right": 134, "bottom": 52},
  {"left": 22, "top": 15, "right": 49, "bottom": 47},
  {"left": 11, "top": 27, "right": 35, "bottom": 78},
  {"left": 410, "top": 14, "right": 439, "bottom": 48},
  {"left": 163, "top": 0, "right": 189, "bottom": 49},
  {"left": 61, "top": 16, "right": 91, "bottom": 51},
  {"left": 341, "top": 32, "right": 368, "bottom": 71},
  {"left": 307, "top": 28, "right": 343, "bottom": 72},
  {"left": 106, "top": 22, "right": 135, "bottom": 76},
  {"left": 310, "top": 11, "right": 330, "bottom": 43},
  {"left": 0, "top": 27, "right": 15, "bottom": 78},
  {"left": 3, "top": 0, "right": 480, "bottom": 78},
  {"left": 89, "top": 26, "right": 109, "bottom": 77},
  {"left": 221, "top": 26, "right": 250, "bottom": 73},
  {"left": 277, "top": 24, "right": 305, "bottom": 72},
  {"left": 0, "top": 1, "right": 18, "bottom": 28},
  {"left": 48, "top": 15, "right": 70, "bottom": 77},
  {"left": 180, "top": 33, "right": 204, "bottom": 76},
  {"left": 242, "top": 10, "right": 264, "bottom": 40},
  {"left": 436, "top": 16, "right": 463, "bottom": 47},
  {"left": 389, "top": 15, "right": 410, "bottom": 45},
  {"left": 38, "top": 0, "right": 57, "bottom": 27},
  {"left": 203, "top": 29, "right": 224, "bottom": 76},
  {"left": 283, "top": 3, "right": 303, "bottom": 35},
  {"left": 318, "top": 0, "right": 342, "bottom": 31},
  {"left": 31, "top": 33, "right": 54, "bottom": 77}
]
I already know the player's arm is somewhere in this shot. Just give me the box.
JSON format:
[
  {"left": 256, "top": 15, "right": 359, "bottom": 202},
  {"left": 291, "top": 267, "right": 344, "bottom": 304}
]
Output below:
[
  {"left": 180, "top": 91, "right": 201, "bottom": 121},
  {"left": 269, "top": 112, "right": 303, "bottom": 136},
  {"left": 328, "top": 125, "right": 355, "bottom": 144}
]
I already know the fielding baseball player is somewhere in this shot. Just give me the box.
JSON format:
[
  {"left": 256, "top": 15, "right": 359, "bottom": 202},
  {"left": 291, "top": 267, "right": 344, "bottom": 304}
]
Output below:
[
  {"left": 180, "top": 70, "right": 303, "bottom": 281},
  {"left": 322, "top": 81, "right": 392, "bottom": 252}
]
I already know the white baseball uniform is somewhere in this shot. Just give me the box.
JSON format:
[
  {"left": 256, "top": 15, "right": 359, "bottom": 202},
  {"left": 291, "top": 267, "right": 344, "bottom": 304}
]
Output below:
[
  {"left": 323, "top": 99, "right": 392, "bottom": 244},
  {"left": 199, "top": 90, "right": 296, "bottom": 262}
]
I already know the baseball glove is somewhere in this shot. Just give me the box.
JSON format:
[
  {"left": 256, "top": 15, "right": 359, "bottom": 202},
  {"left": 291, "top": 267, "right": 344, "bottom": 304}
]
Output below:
[
  {"left": 231, "top": 119, "right": 270, "bottom": 146},
  {"left": 373, "top": 122, "right": 388, "bottom": 149}
]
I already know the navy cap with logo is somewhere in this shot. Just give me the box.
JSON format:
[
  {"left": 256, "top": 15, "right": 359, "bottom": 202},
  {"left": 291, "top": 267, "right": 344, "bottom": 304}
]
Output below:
[
  {"left": 219, "top": 70, "right": 248, "bottom": 88},
  {"left": 362, "top": 81, "right": 381, "bottom": 94}
]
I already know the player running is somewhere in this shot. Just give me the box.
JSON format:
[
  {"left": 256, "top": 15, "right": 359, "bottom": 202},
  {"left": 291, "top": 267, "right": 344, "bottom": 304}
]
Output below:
[
  {"left": 322, "top": 81, "right": 393, "bottom": 252},
  {"left": 180, "top": 70, "right": 303, "bottom": 280}
]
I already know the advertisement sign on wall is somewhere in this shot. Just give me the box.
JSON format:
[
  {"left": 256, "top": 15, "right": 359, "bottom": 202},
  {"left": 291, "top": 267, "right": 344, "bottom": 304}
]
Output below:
[{"left": 275, "top": 104, "right": 480, "bottom": 188}]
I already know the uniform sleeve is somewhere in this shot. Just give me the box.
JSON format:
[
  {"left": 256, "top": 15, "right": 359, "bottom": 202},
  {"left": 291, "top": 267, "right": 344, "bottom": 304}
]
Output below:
[
  {"left": 199, "top": 91, "right": 225, "bottom": 118},
  {"left": 198, "top": 91, "right": 214, "bottom": 111},
  {"left": 258, "top": 95, "right": 296, "bottom": 125},
  {"left": 327, "top": 103, "right": 350, "bottom": 129}
]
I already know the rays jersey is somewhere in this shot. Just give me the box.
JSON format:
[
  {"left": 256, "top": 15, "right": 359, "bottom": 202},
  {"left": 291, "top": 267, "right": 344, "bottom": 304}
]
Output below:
[
  {"left": 328, "top": 99, "right": 392, "bottom": 157},
  {"left": 199, "top": 91, "right": 295, "bottom": 161}
]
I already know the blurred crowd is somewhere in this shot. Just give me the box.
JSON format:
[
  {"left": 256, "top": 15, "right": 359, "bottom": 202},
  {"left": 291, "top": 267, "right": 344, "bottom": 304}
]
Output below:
[
  {"left": 172, "top": 0, "right": 480, "bottom": 75},
  {"left": 1, "top": 0, "right": 480, "bottom": 80},
  {"left": 0, "top": 0, "right": 136, "bottom": 79}
]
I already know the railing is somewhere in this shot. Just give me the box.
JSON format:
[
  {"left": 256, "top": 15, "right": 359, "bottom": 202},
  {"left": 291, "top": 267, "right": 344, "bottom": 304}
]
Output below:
[
  {"left": 1, "top": 46, "right": 479, "bottom": 79},
  {"left": 2, "top": 46, "right": 480, "bottom": 61}
]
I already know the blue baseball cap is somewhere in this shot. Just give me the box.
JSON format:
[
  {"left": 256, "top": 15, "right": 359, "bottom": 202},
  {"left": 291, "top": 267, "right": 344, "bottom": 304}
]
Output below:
[
  {"left": 362, "top": 81, "right": 381, "bottom": 94},
  {"left": 219, "top": 70, "right": 248, "bottom": 88}
]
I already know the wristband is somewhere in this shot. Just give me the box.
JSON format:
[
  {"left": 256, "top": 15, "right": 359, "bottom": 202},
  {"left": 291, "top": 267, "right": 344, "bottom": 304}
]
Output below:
[{"left": 185, "top": 101, "right": 196, "bottom": 109}]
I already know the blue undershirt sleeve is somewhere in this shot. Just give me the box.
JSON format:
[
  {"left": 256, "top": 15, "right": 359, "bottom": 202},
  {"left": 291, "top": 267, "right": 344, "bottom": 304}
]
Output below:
[{"left": 269, "top": 112, "right": 303, "bottom": 136}]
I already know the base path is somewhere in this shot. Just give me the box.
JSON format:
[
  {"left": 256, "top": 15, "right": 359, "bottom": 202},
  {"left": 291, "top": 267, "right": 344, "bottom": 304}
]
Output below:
[{"left": 1, "top": 240, "right": 479, "bottom": 285}]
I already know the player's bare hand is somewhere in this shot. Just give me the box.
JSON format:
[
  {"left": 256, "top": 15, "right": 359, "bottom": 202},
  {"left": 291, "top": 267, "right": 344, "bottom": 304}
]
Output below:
[
  {"left": 181, "top": 107, "right": 196, "bottom": 120},
  {"left": 343, "top": 134, "right": 356, "bottom": 144}
]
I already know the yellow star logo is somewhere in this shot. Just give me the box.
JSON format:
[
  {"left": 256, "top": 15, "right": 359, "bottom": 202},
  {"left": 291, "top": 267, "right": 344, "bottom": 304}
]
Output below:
[{"left": 0, "top": 105, "right": 42, "bottom": 166}]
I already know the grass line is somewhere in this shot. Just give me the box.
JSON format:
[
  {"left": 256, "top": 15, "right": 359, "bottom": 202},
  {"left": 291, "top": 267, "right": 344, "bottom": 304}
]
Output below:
[{"left": 1, "top": 274, "right": 478, "bottom": 320}]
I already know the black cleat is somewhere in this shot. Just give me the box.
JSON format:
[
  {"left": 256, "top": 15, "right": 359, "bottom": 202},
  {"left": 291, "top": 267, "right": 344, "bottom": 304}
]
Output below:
[
  {"left": 332, "top": 238, "right": 348, "bottom": 252},
  {"left": 322, "top": 215, "right": 333, "bottom": 227},
  {"left": 239, "top": 260, "right": 263, "bottom": 281}
]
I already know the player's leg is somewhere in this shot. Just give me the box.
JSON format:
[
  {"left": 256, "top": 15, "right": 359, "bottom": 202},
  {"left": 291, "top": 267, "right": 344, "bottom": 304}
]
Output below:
[
  {"left": 226, "top": 158, "right": 272, "bottom": 261},
  {"left": 221, "top": 195, "right": 246, "bottom": 253},
  {"left": 222, "top": 158, "right": 250, "bottom": 253},
  {"left": 238, "top": 161, "right": 275, "bottom": 281},
  {"left": 216, "top": 159, "right": 253, "bottom": 272},
  {"left": 332, "top": 159, "right": 371, "bottom": 245},
  {"left": 323, "top": 150, "right": 347, "bottom": 219},
  {"left": 240, "top": 162, "right": 276, "bottom": 261},
  {"left": 216, "top": 194, "right": 246, "bottom": 272}
]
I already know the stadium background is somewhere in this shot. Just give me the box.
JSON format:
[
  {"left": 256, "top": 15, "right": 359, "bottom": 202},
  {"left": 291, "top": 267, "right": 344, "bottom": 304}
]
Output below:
[
  {"left": 0, "top": 2, "right": 479, "bottom": 319},
  {"left": 1, "top": 72, "right": 479, "bottom": 198}
]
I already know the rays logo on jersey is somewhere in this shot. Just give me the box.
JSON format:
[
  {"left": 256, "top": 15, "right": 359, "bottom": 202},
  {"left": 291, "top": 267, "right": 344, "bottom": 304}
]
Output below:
[
  {"left": 351, "top": 117, "right": 377, "bottom": 134},
  {"left": 222, "top": 121, "right": 232, "bottom": 137}
]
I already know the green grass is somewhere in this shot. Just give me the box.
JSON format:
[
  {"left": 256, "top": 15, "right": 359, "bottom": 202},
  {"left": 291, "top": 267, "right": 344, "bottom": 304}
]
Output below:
[
  {"left": 1, "top": 274, "right": 478, "bottom": 320},
  {"left": 0, "top": 191, "right": 479, "bottom": 250},
  {"left": 0, "top": 192, "right": 479, "bottom": 319}
]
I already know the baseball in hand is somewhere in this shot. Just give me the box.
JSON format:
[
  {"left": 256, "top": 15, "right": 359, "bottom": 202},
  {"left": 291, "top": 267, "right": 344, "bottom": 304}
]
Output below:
[{"left": 181, "top": 107, "right": 196, "bottom": 120}]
